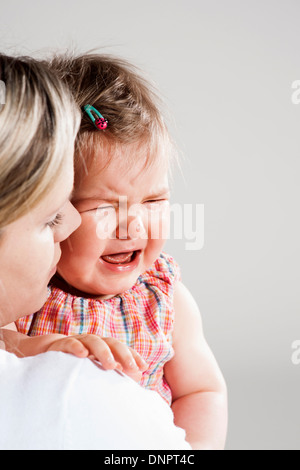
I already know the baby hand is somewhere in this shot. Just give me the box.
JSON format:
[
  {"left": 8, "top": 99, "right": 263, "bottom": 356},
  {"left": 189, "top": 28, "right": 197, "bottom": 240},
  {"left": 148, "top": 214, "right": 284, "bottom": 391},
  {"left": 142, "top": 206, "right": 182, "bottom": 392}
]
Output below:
[{"left": 47, "top": 334, "right": 148, "bottom": 382}]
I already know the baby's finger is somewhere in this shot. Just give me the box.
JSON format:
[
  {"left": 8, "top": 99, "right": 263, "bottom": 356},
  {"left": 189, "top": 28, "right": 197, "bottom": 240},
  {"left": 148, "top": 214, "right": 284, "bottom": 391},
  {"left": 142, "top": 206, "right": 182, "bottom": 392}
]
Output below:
[
  {"left": 103, "top": 338, "right": 141, "bottom": 373},
  {"left": 76, "top": 334, "right": 119, "bottom": 370},
  {"left": 124, "top": 368, "right": 143, "bottom": 383},
  {"left": 48, "top": 337, "right": 89, "bottom": 358},
  {"left": 130, "top": 348, "right": 148, "bottom": 372}
]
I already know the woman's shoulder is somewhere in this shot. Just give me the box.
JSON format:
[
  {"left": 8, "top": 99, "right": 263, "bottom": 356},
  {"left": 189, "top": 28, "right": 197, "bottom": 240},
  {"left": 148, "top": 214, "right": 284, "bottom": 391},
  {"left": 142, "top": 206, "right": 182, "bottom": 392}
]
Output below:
[{"left": 0, "top": 350, "right": 191, "bottom": 450}]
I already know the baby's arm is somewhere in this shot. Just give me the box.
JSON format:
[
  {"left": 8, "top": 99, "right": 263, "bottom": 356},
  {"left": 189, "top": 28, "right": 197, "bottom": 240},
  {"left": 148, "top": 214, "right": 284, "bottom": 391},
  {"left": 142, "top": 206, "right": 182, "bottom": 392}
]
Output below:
[
  {"left": 164, "top": 281, "right": 228, "bottom": 450},
  {"left": 0, "top": 328, "right": 147, "bottom": 381}
]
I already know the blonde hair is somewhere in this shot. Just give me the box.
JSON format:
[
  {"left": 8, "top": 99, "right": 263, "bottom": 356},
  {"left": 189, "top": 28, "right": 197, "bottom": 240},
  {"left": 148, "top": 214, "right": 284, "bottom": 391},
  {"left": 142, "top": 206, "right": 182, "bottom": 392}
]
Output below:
[
  {"left": 0, "top": 54, "right": 80, "bottom": 231},
  {"left": 47, "top": 53, "right": 174, "bottom": 179}
]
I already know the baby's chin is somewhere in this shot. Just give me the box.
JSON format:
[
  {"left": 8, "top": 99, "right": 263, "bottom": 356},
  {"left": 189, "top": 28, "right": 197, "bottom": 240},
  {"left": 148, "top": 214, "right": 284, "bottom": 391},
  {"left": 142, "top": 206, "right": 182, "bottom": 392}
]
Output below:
[
  {"left": 62, "top": 274, "right": 141, "bottom": 299},
  {"left": 55, "top": 260, "right": 148, "bottom": 298},
  {"left": 91, "top": 278, "right": 140, "bottom": 298}
]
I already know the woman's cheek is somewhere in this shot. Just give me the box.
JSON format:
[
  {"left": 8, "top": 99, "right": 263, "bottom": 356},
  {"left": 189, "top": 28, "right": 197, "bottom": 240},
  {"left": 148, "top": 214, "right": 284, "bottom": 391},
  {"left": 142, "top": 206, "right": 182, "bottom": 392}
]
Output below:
[{"left": 34, "top": 228, "right": 56, "bottom": 268}]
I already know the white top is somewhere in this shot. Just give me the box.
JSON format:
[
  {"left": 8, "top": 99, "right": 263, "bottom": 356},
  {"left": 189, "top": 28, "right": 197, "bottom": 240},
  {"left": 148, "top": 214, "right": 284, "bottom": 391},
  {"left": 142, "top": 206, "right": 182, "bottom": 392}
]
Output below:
[{"left": 0, "top": 350, "right": 191, "bottom": 450}]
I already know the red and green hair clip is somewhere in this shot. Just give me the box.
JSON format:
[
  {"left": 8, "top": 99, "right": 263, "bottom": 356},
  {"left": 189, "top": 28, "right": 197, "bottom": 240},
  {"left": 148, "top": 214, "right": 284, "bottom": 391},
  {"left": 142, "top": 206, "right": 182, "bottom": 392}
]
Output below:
[{"left": 83, "top": 104, "right": 108, "bottom": 130}]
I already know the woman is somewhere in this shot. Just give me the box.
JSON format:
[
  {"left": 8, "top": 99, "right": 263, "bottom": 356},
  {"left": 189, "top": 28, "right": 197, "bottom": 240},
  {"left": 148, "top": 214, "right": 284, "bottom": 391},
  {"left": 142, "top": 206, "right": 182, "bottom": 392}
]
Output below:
[{"left": 0, "top": 53, "right": 190, "bottom": 450}]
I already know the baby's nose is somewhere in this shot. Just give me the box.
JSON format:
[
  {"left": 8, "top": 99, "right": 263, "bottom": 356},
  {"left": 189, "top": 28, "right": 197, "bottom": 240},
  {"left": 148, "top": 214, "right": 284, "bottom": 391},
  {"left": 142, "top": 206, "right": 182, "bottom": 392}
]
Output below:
[
  {"left": 128, "top": 214, "right": 147, "bottom": 240},
  {"left": 117, "top": 213, "right": 147, "bottom": 241}
]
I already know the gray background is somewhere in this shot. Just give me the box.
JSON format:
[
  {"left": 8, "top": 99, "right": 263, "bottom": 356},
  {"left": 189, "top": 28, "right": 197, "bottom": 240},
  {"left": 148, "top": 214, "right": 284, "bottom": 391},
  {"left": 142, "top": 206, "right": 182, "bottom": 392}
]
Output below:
[{"left": 1, "top": 0, "right": 299, "bottom": 450}]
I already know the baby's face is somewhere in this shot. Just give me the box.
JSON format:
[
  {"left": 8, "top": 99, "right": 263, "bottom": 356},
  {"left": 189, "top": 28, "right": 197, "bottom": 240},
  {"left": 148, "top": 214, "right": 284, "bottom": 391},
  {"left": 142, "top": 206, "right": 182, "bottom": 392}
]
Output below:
[{"left": 57, "top": 145, "right": 170, "bottom": 297}]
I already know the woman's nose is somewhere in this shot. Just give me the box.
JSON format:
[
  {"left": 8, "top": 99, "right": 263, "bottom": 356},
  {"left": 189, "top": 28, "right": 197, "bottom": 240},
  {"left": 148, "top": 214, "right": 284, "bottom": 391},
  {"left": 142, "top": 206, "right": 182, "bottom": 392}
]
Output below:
[{"left": 54, "top": 201, "right": 81, "bottom": 243}]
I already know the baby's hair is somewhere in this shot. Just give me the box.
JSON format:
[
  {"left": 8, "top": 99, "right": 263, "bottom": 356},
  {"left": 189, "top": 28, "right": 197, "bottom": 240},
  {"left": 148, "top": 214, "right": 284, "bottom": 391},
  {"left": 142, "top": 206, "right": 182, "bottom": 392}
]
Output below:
[{"left": 47, "top": 53, "right": 175, "bottom": 180}]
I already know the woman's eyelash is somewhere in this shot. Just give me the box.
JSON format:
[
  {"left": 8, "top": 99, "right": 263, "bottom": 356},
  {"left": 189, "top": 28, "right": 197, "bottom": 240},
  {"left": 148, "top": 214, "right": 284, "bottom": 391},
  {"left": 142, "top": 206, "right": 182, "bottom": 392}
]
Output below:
[{"left": 47, "top": 212, "right": 64, "bottom": 228}]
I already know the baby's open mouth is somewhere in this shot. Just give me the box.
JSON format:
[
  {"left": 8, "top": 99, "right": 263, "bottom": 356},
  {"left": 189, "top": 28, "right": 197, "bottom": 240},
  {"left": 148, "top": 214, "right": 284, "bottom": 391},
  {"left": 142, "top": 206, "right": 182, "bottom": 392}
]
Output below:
[{"left": 101, "top": 250, "right": 139, "bottom": 265}]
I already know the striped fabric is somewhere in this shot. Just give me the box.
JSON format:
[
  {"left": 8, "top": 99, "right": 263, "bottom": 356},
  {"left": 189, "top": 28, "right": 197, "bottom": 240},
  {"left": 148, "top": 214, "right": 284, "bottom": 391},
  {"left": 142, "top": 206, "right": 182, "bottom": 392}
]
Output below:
[{"left": 16, "top": 252, "right": 180, "bottom": 405}]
